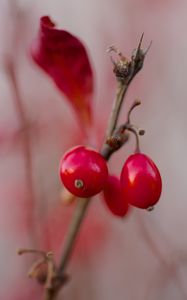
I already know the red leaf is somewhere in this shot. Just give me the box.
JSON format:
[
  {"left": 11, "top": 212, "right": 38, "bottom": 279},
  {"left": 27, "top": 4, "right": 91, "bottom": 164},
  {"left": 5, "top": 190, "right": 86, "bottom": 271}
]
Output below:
[{"left": 31, "top": 16, "right": 94, "bottom": 127}]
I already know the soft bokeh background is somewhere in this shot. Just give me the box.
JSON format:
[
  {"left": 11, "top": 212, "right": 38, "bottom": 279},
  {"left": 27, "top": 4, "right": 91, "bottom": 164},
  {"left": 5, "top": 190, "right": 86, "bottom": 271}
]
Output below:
[{"left": 0, "top": 0, "right": 187, "bottom": 299}]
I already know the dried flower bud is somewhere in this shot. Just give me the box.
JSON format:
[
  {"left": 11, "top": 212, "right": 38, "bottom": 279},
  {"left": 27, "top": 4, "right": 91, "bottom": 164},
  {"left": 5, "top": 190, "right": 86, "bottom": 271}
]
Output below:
[{"left": 113, "top": 59, "right": 131, "bottom": 83}]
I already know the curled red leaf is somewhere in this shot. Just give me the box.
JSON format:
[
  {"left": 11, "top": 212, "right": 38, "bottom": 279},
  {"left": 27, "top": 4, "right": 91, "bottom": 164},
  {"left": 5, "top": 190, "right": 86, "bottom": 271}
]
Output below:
[{"left": 31, "top": 16, "right": 94, "bottom": 127}]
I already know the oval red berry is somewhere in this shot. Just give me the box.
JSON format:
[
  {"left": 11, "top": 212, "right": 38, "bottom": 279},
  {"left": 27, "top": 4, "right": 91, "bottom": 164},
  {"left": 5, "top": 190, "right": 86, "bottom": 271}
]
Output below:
[
  {"left": 60, "top": 146, "right": 108, "bottom": 197},
  {"left": 120, "top": 153, "right": 162, "bottom": 209},
  {"left": 103, "top": 175, "right": 129, "bottom": 217}
]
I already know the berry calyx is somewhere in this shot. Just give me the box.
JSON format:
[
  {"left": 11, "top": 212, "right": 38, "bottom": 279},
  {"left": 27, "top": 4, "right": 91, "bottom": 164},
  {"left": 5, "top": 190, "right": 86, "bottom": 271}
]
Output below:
[
  {"left": 59, "top": 146, "right": 108, "bottom": 197},
  {"left": 103, "top": 175, "right": 129, "bottom": 217},
  {"left": 120, "top": 153, "right": 162, "bottom": 209}
]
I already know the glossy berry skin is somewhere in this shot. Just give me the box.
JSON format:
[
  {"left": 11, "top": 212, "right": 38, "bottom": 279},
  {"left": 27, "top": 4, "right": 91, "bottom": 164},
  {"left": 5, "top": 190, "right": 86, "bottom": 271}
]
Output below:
[
  {"left": 103, "top": 175, "right": 129, "bottom": 217},
  {"left": 60, "top": 146, "right": 108, "bottom": 198},
  {"left": 120, "top": 153, "right": 162, "bottom": 209}
]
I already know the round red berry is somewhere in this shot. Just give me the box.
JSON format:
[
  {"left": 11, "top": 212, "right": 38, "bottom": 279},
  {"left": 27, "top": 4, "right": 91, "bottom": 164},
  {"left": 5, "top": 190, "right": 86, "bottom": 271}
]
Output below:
[
  {"left": 59, "top": 146, "right": 108, "bottom": 197},
  {"left": 120, "top": 153, "right": 162, "bottom": 209},
  {"left": 103, "top": 175, "right": 129, "bottom": 217}
]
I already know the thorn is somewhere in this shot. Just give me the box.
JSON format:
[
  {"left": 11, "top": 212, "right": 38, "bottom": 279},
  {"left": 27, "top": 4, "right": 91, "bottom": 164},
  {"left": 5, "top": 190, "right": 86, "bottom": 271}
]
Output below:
[{"left": 137, "top": 33, "right": 144, "bottom": 52}]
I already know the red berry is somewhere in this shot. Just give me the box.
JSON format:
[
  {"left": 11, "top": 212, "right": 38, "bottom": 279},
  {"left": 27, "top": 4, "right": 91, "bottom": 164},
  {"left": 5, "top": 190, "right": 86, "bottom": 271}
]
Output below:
[
  {"left": 60, "top": 146, "right": 108, "bottom": 197},
  {"left": 103, "top": 175, "right": 129, "bottom": 217},
  {"left": 120, "top": 153, "right": 162, "bottom": 209}
]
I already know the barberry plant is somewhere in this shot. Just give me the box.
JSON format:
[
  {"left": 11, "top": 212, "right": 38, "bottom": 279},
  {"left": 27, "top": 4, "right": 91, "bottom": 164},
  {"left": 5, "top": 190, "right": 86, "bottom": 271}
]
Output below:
[{"left": 18, "top": 16, "right": 162, "bottom": 300}]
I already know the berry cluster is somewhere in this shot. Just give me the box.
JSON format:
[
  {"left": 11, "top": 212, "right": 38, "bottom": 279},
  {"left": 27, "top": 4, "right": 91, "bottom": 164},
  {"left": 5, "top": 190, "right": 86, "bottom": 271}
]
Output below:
[
  {"left": 59, "top": 144, "right": 162, "bottom": 217},
  {"left": 58, "top": 37, "right": 162, "bottom": 218}
]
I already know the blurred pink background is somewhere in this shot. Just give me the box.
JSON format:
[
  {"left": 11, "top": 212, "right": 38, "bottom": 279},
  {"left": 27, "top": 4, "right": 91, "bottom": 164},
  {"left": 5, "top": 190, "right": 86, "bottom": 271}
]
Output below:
[{"left": 0, "top": 0, "right": 187, "bottom": 299}]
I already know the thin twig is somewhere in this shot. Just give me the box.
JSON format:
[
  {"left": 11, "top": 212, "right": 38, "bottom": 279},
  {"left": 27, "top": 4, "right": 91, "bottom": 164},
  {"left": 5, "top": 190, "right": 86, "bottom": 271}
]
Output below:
[
  {"left": 58, "top": 198, "right": 90, "bottom": 272},
  {"left": 44, "top": 198, "right": 90, "bottom": 300},
  {"left": 106, "top": 82, "right": 127, "bottom": 138},
  {"left": 44, "top": 289, "right": 57, "bottom": 300}
]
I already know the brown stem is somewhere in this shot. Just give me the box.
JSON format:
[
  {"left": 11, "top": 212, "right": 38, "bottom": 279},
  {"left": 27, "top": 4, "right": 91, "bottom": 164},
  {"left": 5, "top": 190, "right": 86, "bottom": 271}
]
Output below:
[
  {"left": 58, "top": 198, "right": 90, "bottom": 272},
  {"left": 44, "top": 198, "right": 90, "bottom": 300},
  {"left": 127, "top": 99, "right": 141, "bottom": 124},
  {"left": 44, "top": 289, "right": 58, "bottom": 300},
  {"left": 106, "top": 82, "right": 127, "bottom": 138},
  {"left": 44, "top": 81, "right": 129, "bottom": 299}
]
